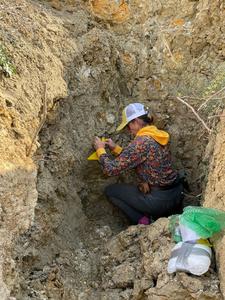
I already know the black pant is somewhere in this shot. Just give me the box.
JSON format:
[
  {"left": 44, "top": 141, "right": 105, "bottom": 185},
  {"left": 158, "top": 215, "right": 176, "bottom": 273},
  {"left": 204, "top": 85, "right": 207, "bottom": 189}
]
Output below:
[{"left": 105, "top": 183, "right": 184, "bottom": 224}]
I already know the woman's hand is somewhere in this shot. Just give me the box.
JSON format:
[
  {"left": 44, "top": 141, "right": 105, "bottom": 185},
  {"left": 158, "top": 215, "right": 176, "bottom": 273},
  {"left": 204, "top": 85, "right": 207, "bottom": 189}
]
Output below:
[
  {"left": 94, "top": 136, "right": 105, "bottom": 150},
  {"left": 138, "top": 182, "right": 150, "bottom": 194},
  {"left": 105, "top": 138, "right": 116, "bottom": 150}
]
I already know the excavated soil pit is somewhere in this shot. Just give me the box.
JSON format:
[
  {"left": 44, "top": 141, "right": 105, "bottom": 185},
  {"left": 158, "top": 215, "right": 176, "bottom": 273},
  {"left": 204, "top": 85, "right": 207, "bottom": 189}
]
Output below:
[
  {"left": 11, "top": 93, "right": 220, "bottom": 300},
  {"left": 0, "top": 0, "right": 223, "bottom": 299}
]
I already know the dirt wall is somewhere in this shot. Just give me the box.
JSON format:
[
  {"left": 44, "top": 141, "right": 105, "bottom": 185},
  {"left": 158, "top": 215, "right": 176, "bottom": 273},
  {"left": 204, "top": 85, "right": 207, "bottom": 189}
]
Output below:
[
  {"left": 204, "top": 114, "right": 225, "bottom": 298},
  {"left": 0, "top": 0, "right": 77, "bottom": 297},
  {"left": 0, "top": 0, "right": 224, "bottom": 299}
]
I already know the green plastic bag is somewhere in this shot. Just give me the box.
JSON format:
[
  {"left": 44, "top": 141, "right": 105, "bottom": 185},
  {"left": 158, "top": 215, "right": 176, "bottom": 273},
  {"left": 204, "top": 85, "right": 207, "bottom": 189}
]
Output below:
[
  {"left": 168, "top": 214, "right": 182, "bottom": 243},
  {"left": 180, "top": 206, "right": 225, "bottom": 239}
]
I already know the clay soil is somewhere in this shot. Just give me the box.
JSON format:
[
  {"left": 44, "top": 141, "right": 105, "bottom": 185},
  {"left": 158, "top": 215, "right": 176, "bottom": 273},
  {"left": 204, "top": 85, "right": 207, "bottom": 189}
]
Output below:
[{"left": 0, "top": 0, "right": 224, "bottom": 299}]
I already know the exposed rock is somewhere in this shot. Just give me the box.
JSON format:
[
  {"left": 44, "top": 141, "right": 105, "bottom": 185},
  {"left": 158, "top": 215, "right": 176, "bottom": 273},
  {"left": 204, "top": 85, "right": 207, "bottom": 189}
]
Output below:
[
  {"left": 0, "top": 0, "right": 224, "bottom": 298},
  {"left": 100, "top": 219, "right": 221, "bottom": 299}
]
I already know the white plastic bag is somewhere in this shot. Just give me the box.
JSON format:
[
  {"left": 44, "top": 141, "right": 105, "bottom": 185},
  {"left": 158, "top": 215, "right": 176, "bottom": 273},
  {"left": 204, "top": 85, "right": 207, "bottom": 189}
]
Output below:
[
  {"left": 179, "top": 224, "right": 201, "bottom": 242},
  {"left": 167, "top": 241, "right": 211, "bottom": 276}
]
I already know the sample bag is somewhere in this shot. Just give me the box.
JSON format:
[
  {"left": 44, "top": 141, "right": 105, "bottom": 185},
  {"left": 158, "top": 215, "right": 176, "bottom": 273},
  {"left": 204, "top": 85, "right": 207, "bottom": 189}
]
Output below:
[
  {"left": 168, "top": 205, "right": 225, "bottom": 276},
  {"left": 167, "top": 241, "right": 212, "bottom": 276}
]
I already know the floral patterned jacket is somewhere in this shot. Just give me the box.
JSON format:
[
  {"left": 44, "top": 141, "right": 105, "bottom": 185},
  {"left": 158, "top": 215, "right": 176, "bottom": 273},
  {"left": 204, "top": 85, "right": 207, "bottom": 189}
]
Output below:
[{"left": 98, "top": 135, "right": 177, "bottom": 186}]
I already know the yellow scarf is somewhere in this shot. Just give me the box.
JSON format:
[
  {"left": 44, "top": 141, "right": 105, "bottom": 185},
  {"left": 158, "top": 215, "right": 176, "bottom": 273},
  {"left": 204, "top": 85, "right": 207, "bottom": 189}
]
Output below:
[{"left": 136, "top": 125, "right": 169, "bottom": 145}]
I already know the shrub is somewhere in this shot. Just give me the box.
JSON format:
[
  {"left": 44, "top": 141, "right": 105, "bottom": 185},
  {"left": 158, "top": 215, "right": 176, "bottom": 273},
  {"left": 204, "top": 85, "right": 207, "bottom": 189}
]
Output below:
[{"left": 0, "top": 44, "right": 16, "bottom": 77}]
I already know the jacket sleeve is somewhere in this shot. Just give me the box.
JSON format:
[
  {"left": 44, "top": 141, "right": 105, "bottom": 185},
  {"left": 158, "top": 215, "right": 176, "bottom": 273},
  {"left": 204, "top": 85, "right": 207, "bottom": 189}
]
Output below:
[
  {"left": 98, "top": 137, "right": 149, "bottom": 176},
  {"left": 111, "top": 145, "right": 123, "bottom": 156}
]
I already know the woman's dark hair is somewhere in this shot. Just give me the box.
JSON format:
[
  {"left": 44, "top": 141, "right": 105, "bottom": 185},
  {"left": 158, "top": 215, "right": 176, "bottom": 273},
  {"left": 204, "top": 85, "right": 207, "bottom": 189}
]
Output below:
[{"left": 138, "top": 113, "right": 154, "bottom": 125}]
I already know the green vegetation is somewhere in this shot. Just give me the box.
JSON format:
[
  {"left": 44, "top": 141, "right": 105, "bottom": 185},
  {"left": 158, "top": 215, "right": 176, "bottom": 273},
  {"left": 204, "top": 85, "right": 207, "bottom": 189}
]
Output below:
[
  {"left": 199, "top": 65, "right": 225, "bottom": 115},
  {"left": 0, "top": 44, "right": 16, "bottom": 77},
  {"left": 202, "top": 65, "right": 225, "bottom": 98}
]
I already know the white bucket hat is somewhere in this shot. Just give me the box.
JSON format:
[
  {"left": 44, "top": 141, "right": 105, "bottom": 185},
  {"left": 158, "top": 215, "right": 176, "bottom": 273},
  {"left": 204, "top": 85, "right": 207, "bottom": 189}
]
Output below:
[{"left": 116, "top": 103, "right": 148, "bottom": 131}]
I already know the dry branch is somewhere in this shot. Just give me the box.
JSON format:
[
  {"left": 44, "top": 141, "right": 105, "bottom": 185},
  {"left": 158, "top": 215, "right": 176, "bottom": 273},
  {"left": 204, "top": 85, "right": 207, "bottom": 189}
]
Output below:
[
  {"left": 197, "top": 86, "right": 225, "bottom": 111},
  {"left": 161, "top": 35, "right": 178, "bottom": 65},
  {"left": 208, "top": 114, "right": 225, "bottom": 119},
  {"left": 27, "top": 84, "right": 47, "bottom": 156},
  {"left": 182, "top": 96, "right": 225, "bottom": 101},
  {"left": 176, "top": 96, "right": 212, "bottom": 133}
]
